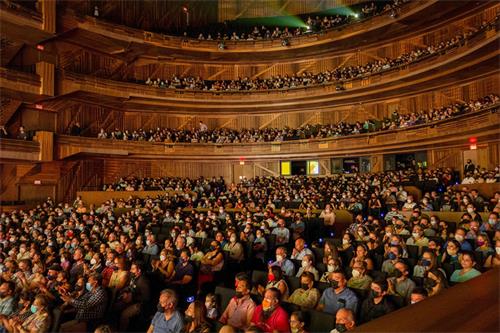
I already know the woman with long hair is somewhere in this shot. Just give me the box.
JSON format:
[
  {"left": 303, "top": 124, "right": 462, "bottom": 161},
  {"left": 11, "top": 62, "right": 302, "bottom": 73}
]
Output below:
[{"left": 184, "top": 300, "right": 212, "bottom": 333}]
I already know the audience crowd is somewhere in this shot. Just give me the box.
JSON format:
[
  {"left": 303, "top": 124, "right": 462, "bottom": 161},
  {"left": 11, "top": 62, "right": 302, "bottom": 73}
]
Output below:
[
  {"left": 91, "top": 94, "right": 499, "bottom": 144},
  {"left": 192, "top": 1, "right": 409, "bottom": 42},
  {"left": 141, "top": 17, "right": 497, "bottom": 92},
  {"left": 0, "top": 170, "right": 499, "bottom": 333}
]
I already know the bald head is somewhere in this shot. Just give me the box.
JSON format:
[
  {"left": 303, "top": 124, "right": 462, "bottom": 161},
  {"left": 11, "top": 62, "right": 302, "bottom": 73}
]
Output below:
[{"left": 336, "top": 308, "right": 355, "bottom": 330}]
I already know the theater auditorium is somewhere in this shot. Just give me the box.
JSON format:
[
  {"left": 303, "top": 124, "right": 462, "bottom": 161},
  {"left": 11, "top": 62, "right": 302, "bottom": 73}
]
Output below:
[{"left": 0, "top": 0, "right": 499, "bottom": 332}]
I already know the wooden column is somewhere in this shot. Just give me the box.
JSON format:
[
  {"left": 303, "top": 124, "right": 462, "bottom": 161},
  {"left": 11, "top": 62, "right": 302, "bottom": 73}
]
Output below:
[
  {"left": 34, "top": 131, "right": 53, "bottom": 161},
  {"left": 36, "top": 62, "right": 55, "bottom": 96},
  {"left": 39, "top": 0, "right": 56, "bottom": 33}
]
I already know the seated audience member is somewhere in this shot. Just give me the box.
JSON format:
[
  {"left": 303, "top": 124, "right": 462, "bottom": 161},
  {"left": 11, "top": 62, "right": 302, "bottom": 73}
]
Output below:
[
  {"left": 295, "top": 254, "right": 319, "bottom": 281},
  {"left": 251, "top": 288, "right": 290, "bottom": 333},
  {"left": 410, "top": 287, "right": 428, "bottom": 304},
  {"left": 148, "top": 289, "right": 184, "bottom": 333},
  {"left": 0, "top": 281, "right": 16, "bottom": 316},
  {"left": 117, "top": 261, "right": 151, "bottom": 331},
  {"left": 198, "top": 240, "right": 224, "bottom": 288},
  {"left": 291, "top": 238, "right": 314, "bottom": 261},
  {"left": 406, "top": 225, "right": 429, "bottom": 247},
  {"left": 258, "top": 266, "right": 289, "bottom": 301},
  {"left": 359, "top": 279, "right": 395, "bottom": 324},
  {"left": 220, "top": 276, "right": 256, "bottom": 330},
  {"left": 272, "top": 219, "right": 290, "bottom": 246},
  {"left": 350, "top": 244, "right": 374, "bottom": 271},
  {"left": 331, "top": 308, "right": 356, "bottom": 333},
  {"left": 347, "top": 261, "right": 373, "bottom": 290},
  {"left": 169, "top": 249, "right": 194, "bottom": 286},
  {"left": 204, "top": 293, "right": 219, "bottom": 321},
  {"left": 288, "top": 272, "right": 321, "bottom": 309},
  {"left": 289, "top": 311, "right": 308, "bottom": 333},
  {"left": 184, "top": 300, "right": 212, "bottom": 333},
  {"left": 452, "top": 228, "right": 473, "bottom": 252},
  {"left": 60, "top": 273, "right": 108, "bottom": 332},
  {"left": 381, "top": 245, "right": 402, "bottom": 275},
  {"left": 484, "top": 239, "right": 500, "bottom": 268},
  {"left": 270, "top": 247, "right": 296, "bottom": 277},
  {"left": 387, "top": 261, "right": 416, "bottom": 303},
  {"left": 317, "top": 271, "right": 358, "bottom": 315},
  {"left": 321, "top": 256, "right": 342, "bottom": 282},
  {"left": 440, "top": 240, "right": 462, "bottom": 272},
  {"left": 108, "top": 256, "right": 130, "bottom": 290},
  {"left": 450, "top": 251, "right": 481, "bottom": 283}
]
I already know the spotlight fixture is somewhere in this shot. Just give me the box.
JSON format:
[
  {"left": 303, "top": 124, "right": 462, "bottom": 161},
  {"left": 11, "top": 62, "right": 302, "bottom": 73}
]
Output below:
[
  {"left": 354, "top": 13, "right": 359, "bottom": 19},
  {"left": 306, "top": 25, "right": 312, "bottom": 33}
]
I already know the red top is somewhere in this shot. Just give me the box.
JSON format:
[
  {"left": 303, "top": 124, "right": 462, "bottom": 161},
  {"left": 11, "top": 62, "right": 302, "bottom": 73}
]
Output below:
[{"left": 251, "top": 305, "right": 290, "bottom": 333}]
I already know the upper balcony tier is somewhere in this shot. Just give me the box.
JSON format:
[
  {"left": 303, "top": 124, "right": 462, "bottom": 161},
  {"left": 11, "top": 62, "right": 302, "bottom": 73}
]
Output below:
[
  {"left": 54, "top": 1, "right": 492, "bottom": 62},
  {"left": 52, "top": 30, "right": 500, "bottom": 114}
]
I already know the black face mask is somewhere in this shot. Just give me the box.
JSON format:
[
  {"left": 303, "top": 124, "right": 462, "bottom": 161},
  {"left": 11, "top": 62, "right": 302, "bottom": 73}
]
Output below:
[
  {"left": 301, "top": 283, "right": 309, "bottom": 290},
  {"left": 330, "top": 280, "right": 339, "bottom": 289},
  {"left": 235, "top": 291, "right": 244, "bottom": 298},
  {"left": 370, "top": 290, "right": 380, "bottom": 299},
  {"left": 157, "top": 304, "right": 164, "bottom": 312},
  {"left": 393, "top": 270, "right": 403, "bottom": 278},
  {"left": 424, "top": 278, "right": 437, "bottom": 289},
  {"left": 184, "top": 315, "right": 194, "bottom": 324},
  {"left": 335, "top": 323, "right": 348, "bottom": 333}
]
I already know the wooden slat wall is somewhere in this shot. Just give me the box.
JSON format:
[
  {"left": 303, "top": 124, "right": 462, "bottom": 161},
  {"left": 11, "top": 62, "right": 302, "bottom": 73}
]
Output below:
[{"left": 218, "top": 0, "right": 364, "bottom": 22}]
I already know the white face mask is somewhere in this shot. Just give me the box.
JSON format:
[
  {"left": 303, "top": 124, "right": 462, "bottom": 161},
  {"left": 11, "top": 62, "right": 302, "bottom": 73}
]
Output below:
[
  {"left": 205, "top": 302, "right": 213, "bottom": 309},
  {"left": 327, "top": 264, "right": 337, "bottom": 273},
  {"left": 455, "top": 234, "right": 464, "bottom": 242},
  {"left": 351, "top": 269, "right": 360, "bottom": 278},
  {"left": 230, "top": 236, "right": 237, "bottom": 243},
  {"left": 301, "top": 261, "right": 310, "bottom": 268},
  {"left": 496, "top": 247, "right": 500, "bottom": 255},
  {"left": 276, "top": 255, "right": 283, "bottom": 262},
  {"left": 412, "top": 232, "right": 420, "bottom": 239},
  {"left": 467, "top": 208, "right": 474, "bottom": 214},
  {"left": 160, "top": 255, "right": 166, "bottom": 261},
  {"left": 342, "top": 239, "right": 349, "bottom": 245},
  {"left": 90, "top": 258, "right": 97, "bottom": 265}
]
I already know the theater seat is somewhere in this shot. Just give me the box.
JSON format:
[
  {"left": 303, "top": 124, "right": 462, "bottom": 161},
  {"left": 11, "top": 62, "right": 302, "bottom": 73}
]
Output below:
[
  {"left": 214, "top": 286, "right": 235, "bottom": 312},
  {"left": 303, "top": 309, "right": 335, "bottom": 333}
]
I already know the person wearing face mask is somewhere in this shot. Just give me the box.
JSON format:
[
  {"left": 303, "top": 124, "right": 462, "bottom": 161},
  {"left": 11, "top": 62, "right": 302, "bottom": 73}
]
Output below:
[
  {"left": 204, "top": 293, "right": 218, "bottom": 320},
  {"left": 409, "top": 287, "right": 428, "bottom": 305},
  {"left": 259, "top": 266, "right": 289, "bottom": 301},
  {"left": 406, "top": 225, "right": 429, "bottom": 247},
  {"left": 347, "top": 261, "right": 372, "bottom": 290},
  {"left": 220, "top": 276, "right": 256, "bottom": 330},
  {"left": 330, "top": 308, "right": 356, "bottom": 333},
  {"left": 381, "top": 245, "right": 401, "bottom": 275},
  {"left": 199, "top": 241, "right": 224, "bottom": 289},
  {"left": 387, "top": 261, "right": 416, "bottom": 303},
  {"left": 289, "top": 311, "right": 308, "bottom": 333},
  {"left": 0, "top": 291, "right": 33, "bottom": 330},
  {"left": 8, "top": 295, "right": 50, "bottom": 333},
  {"left": 116, "top": 261, "right": 151, "bottom": 331},
  {"left": 148, "top": 289, "right": 184, "bottom": 333},
  {"left": 270, "top": 247, "right": 295, "bottom": 277},
  {"left": 484, "top": 239, "right": 500, "bottom": 268},
  {"left": 183, "top": 300, "right": 212, "bottom": 333},
  {"left": 359, "top": 279, "right": 395, "bottom": 324},
  {"left": 251, "top": 288, "right": 290, "bottom": 333},
  {"left": 152, "top": 249, "right": 175, "bottom": 283},
  {"left": 291, "top": 238, "right": 314, "bottom": 261},
  {"left": 480, "top": 212, "right": 499, "bottom": 232},
  {"left": 449, "top": 228, "right": 473, "bottom": 252},
  {"left": 288, "top": 272, "right": 320, "bottom": 309},
  {"left": 60, "top": 273, "right": 108, "bottom": 332},
  {"left": 320, "top": 256, "right": 342, "bottom": 283},
  {"left": 252, "top": 230, "right": 268, "bottom": 265},
  {"left": 317, "top": 271, "right": 358, "bottom": 315},
  {"left": 295, "top": 255, "right": 319, "bottom": 281},
  {"left": 272, "top": 219, "right": 290, "bottom": 246},
  {"left": 142, "top": 234, "right": 160, "bottom": 256}
]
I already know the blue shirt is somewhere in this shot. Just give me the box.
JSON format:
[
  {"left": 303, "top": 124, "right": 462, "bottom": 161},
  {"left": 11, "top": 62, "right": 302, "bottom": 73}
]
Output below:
[
  {"left": 270, "top": 259, "right": 295, "bottom": 276},
  {"left": 151, "top": 310, "right": 184, "bottom": 333},
  {"left": 319, "top": 287, "right": 358, "bottom": 315}
]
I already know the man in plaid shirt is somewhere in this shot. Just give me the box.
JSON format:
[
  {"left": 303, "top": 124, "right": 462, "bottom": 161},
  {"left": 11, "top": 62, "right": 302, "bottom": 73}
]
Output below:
[{"left": 60, "top": 273, "right": 108, "bottom": 332}]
